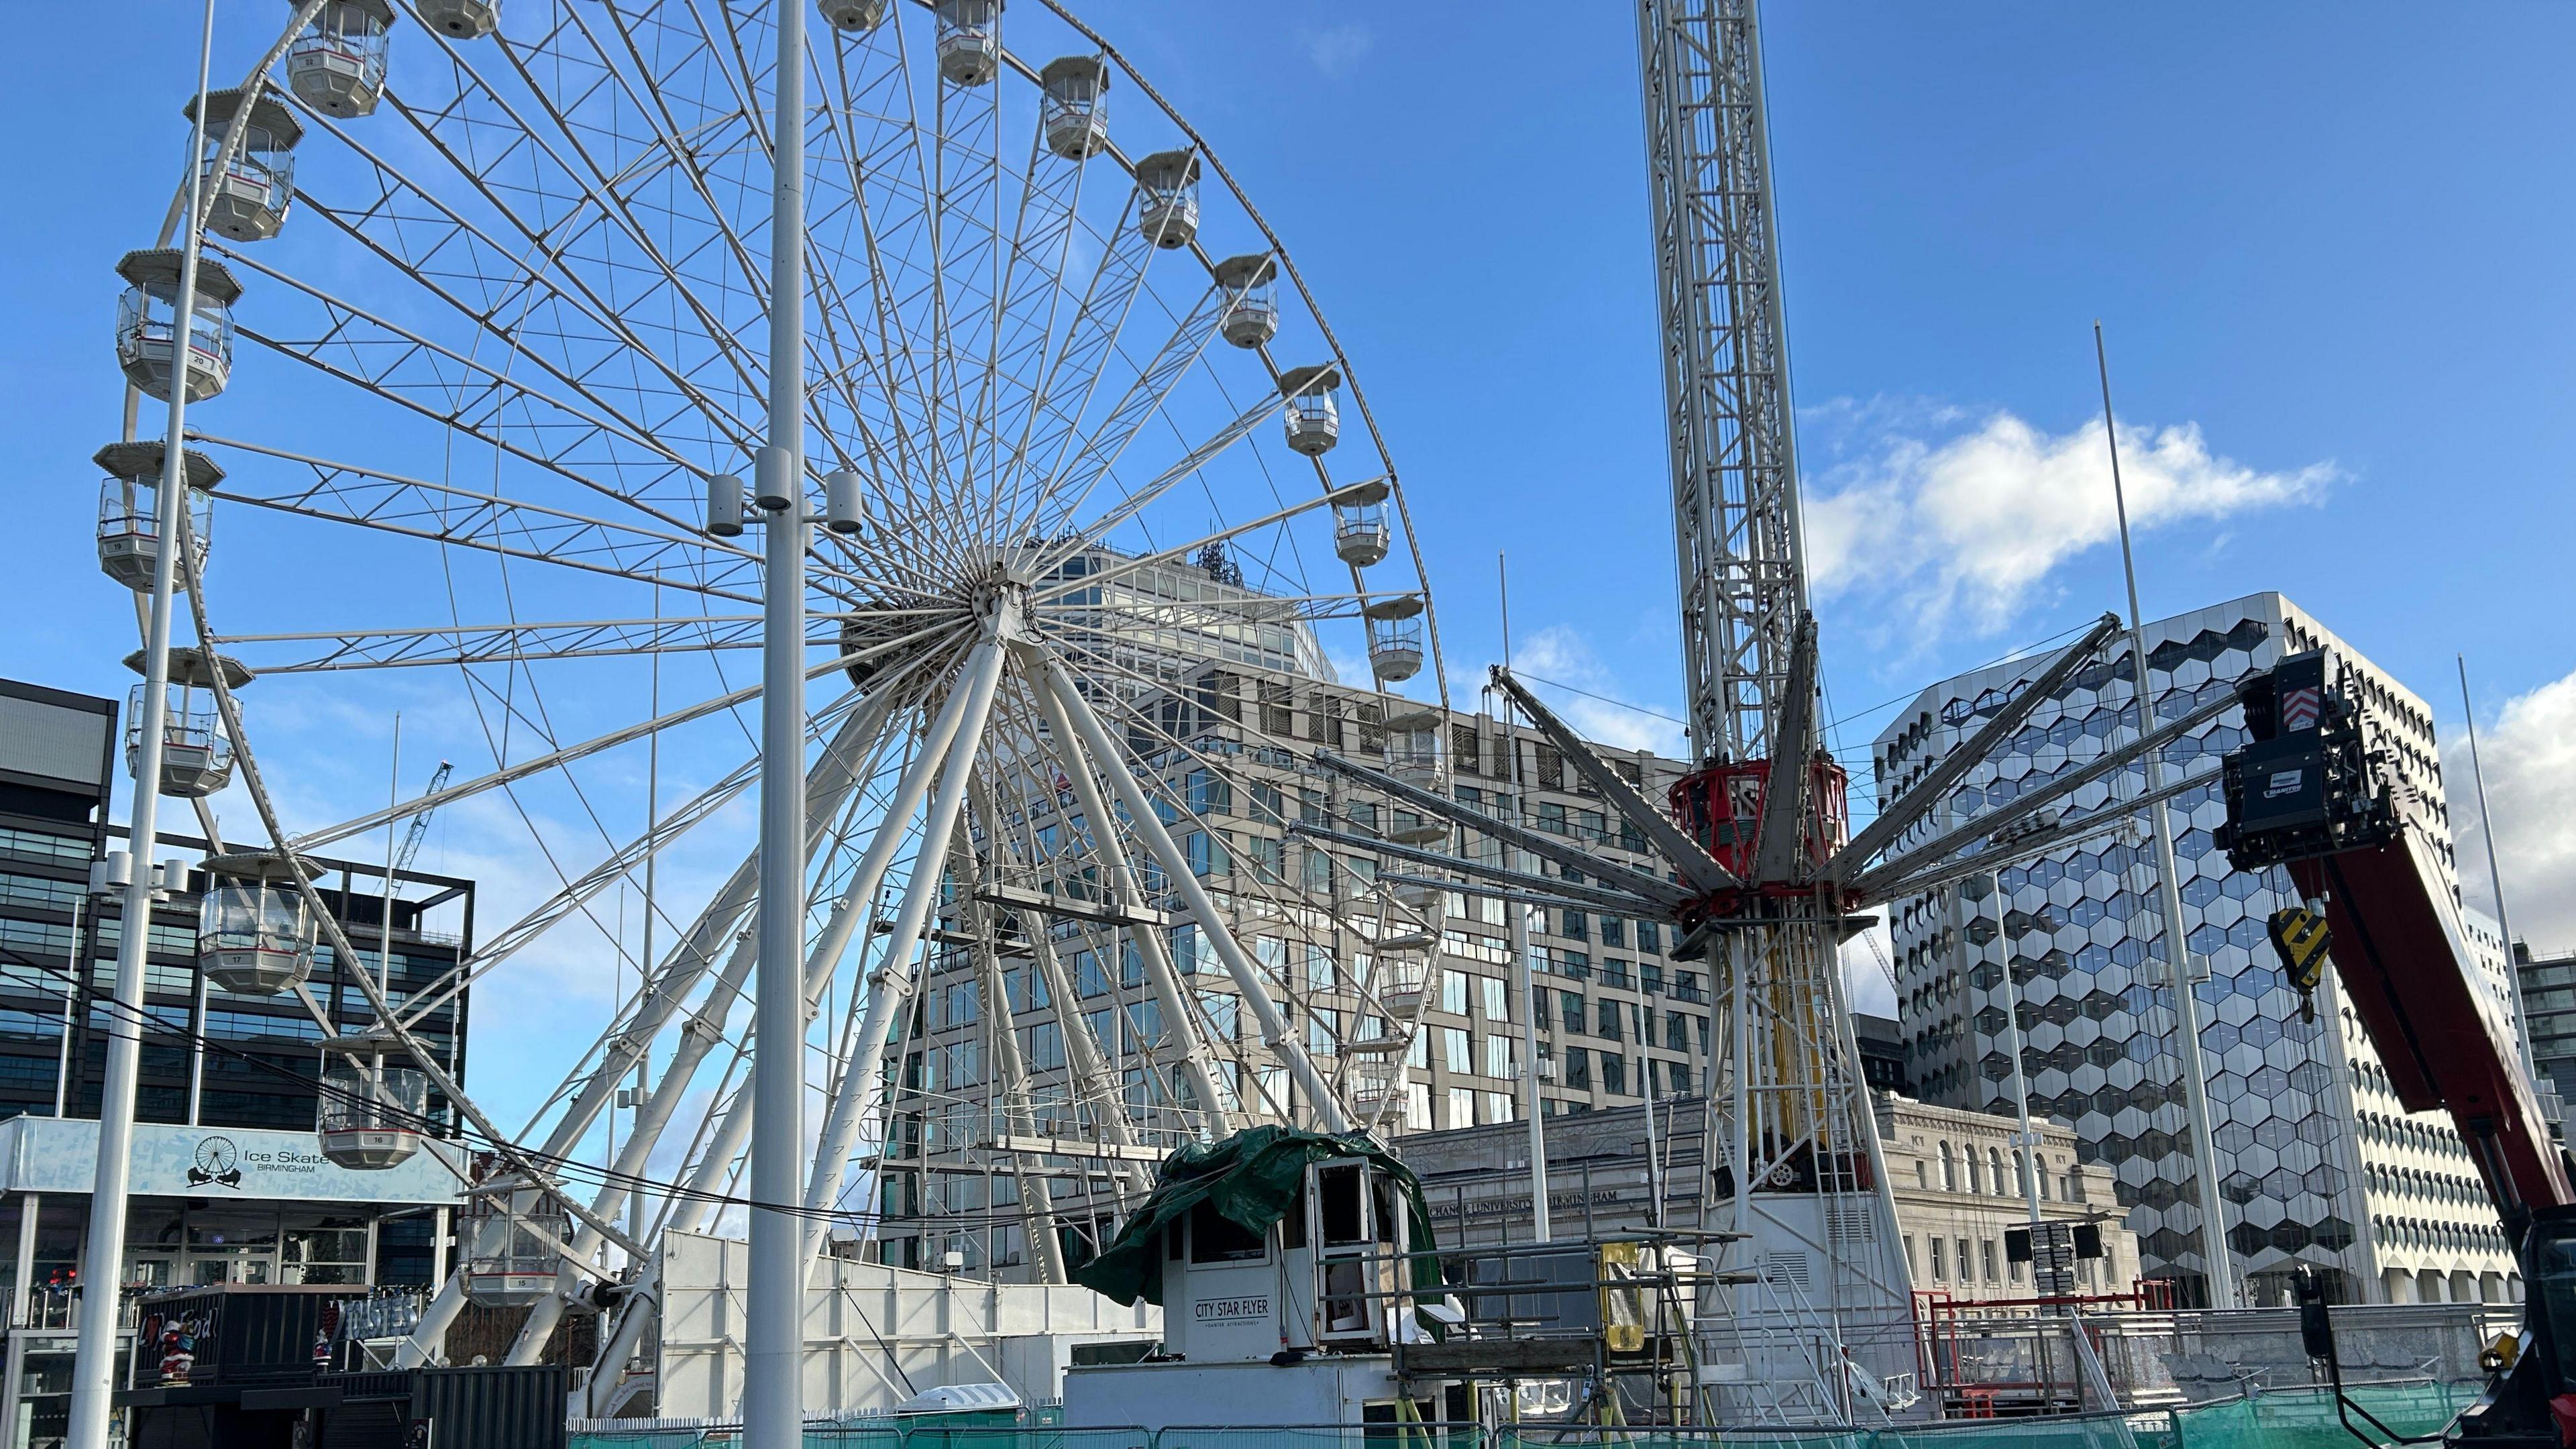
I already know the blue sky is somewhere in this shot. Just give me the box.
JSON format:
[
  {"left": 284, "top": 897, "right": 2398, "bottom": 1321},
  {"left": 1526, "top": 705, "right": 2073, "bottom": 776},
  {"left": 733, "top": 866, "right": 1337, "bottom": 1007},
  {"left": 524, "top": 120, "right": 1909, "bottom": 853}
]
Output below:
[{"left": 7, "top": 5, "right": 2575, "bottom": 1115}]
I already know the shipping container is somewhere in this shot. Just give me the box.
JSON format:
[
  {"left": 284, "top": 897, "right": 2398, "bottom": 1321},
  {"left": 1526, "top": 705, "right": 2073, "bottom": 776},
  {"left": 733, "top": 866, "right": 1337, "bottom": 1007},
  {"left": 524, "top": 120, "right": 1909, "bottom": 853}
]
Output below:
[
  {"left": 309, "top": 1362, "right": 568, "bottom": 1448},
  {"left": 128, "top": 1285, "right": 350, "bottom": 1389}
]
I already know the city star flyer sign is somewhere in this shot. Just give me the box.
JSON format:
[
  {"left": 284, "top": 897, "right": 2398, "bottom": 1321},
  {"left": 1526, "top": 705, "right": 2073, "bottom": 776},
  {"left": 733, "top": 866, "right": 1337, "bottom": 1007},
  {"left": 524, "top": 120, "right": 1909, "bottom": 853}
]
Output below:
[{"left": 0, "top": 1116, "right": 465, "bottom": 1205}]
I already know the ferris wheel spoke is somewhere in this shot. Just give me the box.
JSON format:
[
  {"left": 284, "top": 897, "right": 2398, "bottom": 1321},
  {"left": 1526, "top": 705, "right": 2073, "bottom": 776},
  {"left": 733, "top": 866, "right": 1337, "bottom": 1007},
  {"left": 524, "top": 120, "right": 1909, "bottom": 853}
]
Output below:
[
  {"left": 503, "top": 670, "right": 924, "bottom": 1174},
  {"left": 220, "top": 161, "right": 755, "bottom": 491},
  {"left": 1014, "top": 275, "right": 1229, "bottom": 541},
  {"left": 995, "top": 191, "right": 1158, "bottom": 528},
  {"left": 1030, "top": 641, "right": 1436, "bottom": 981},
  {"left": 284, "top": 637, "right": 926, "bottom": 854},
  {"left": 214, "top": 606, "right": 953, "bottom": 674},
  {"left": 1028, "top": 475, "right": 1387, "bottom": 605},
  {"left": 967, "top": 107, "right": 1091, "bottom": 525},
  {"left": 920, "top": 66, "right": 1006, "bottom": 513},
  {"left": 505, "top": 716, "right": 930, "bottom": 1364},
  {"left": 295, "top": 86, "right": 767, "bottom": 458},
  {"left": 389, "top": 745, "right": 764, "bottom": 1038},
  {"left": 221, "top": 254, "right": 718, "bottom": 531},
  {"left": 808, "top": 26, "right": 956, "bottom": 536},
  {"left": 498, "top": 1, "right": 771, "bottom": 313},
  {"left": 192, "top": 433, "right": 761, "bottom": 601},
  {"left": 1034, "top": 385, "right": 1295, "bottom": 564}
]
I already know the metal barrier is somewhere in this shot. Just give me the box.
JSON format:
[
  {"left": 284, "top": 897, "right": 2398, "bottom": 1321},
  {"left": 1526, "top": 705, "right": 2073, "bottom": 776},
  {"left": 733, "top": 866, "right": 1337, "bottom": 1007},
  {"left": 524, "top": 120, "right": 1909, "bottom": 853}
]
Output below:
[{"left": 563, "top": 1386, "right": 2473, "bottom": 1449}]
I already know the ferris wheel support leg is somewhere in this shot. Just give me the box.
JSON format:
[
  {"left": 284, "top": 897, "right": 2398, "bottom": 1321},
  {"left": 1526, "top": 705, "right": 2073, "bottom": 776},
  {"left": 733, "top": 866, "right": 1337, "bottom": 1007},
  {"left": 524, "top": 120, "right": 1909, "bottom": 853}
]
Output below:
[
  {"left": 964, "top": 784, "right": 1067, "bottom": 1285},
  {"left": 553, "top": 665, "right": 980, "bottom": 1367},
  {"left": 1024, "top": 661, "right": 1234, "bottom": 1135},
  {"left": 533, "top": 686, "right": 894, "bottom": 1175},
  {"left": 1036, "top": 652, "right": 1351, "bottom": 1135},
  {"left": 578, "top": 1251, "right": 663, "bottom": 1419},
  {"left": 394, "top": 696, "right": 891, "bottom": 1373},
  {"left": 800, "top": 641, "right": 1008, "bottom": 1265},
  {"left": 1020, "top": 916, "right": 1149, "bottom": 1203}
]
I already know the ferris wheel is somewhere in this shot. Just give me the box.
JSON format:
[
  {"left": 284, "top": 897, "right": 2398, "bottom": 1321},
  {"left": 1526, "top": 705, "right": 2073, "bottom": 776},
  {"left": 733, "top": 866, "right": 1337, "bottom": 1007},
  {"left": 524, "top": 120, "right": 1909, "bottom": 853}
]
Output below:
[{"left": 95, "top": 0, "right": 1450, "bottom": 1401}]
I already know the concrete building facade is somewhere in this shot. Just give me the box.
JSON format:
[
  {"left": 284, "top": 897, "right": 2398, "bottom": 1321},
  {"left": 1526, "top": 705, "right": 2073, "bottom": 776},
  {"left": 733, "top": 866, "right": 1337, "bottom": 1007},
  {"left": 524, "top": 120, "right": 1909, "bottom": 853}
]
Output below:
[
  {"left": 1877, "top": 1093, "right": 2137, "bottom": 1303},
  {"left": 1395, "top": 1091, "right": 2139, "bottom": 1308},
  {"left": 1872, "top": 594, "right": 2520, "bottom": 1307}
]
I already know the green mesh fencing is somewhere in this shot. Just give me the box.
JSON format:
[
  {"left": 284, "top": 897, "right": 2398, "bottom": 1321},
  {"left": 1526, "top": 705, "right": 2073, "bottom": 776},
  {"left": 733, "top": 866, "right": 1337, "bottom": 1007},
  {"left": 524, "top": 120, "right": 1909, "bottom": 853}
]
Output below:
[
  {"left": 566, "top": 1384, "right": 2499, "bottom": 1449},
  {"left": 1876, "top": 1410, "right": 2161, "bottom": 1449},
  {"left": 1159, "top": 1424, "right": 1485, "bottom": 1449},
  {"left": 2171, "top": 1383, "right": 2474, "bottom": 1449},
  {"left": 1496, "top": 1428, "right": 1869, "bottom": 1449}
]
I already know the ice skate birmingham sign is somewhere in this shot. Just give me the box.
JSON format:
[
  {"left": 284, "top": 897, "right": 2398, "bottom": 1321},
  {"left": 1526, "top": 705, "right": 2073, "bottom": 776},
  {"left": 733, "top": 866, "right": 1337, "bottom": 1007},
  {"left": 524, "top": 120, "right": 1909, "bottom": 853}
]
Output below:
[{"left": 0, "top": 1116, "right": 463, "bottom": 1204}]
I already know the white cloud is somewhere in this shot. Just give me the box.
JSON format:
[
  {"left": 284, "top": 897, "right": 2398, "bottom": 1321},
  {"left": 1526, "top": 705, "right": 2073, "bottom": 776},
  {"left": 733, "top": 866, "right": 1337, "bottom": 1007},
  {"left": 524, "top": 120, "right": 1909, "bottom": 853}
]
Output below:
[
  {"left": 1803, "top": 401, "right": 2337, "bottom": 640},
  {"left": 1299, "top": 22, "right": 1373, "bottom": 77},
  {"left": 2447, "top": 667, "right": 2576, "bottom": 956}
]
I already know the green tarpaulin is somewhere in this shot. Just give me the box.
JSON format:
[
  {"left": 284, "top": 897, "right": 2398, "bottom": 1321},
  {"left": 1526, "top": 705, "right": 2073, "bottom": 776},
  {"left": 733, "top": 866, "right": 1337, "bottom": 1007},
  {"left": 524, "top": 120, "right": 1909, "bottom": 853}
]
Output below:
[{"left": 1071, "top": 1126, "right": 1440, "bottom": 1308}]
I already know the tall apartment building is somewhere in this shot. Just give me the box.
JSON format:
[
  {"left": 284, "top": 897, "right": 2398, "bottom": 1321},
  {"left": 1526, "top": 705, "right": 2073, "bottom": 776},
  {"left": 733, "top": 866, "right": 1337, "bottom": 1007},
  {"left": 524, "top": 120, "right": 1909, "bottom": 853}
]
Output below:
[
  {"left": 2515, "top": 943, "right": 2576, "bottom": 1109},
  {"left": 1874, "top": 593, "right": 2522, "bottom": 1307},
  {"left": 877, "top": 639, "right": 1715, "bottom": 1275}
]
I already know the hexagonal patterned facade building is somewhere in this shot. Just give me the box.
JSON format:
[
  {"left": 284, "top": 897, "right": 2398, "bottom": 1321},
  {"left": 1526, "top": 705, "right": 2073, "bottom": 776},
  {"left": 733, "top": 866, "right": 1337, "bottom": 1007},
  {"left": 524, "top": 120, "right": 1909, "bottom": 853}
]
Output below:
[{"left": 1873, "top": 593, "right": 2524, "bottom": 1307}]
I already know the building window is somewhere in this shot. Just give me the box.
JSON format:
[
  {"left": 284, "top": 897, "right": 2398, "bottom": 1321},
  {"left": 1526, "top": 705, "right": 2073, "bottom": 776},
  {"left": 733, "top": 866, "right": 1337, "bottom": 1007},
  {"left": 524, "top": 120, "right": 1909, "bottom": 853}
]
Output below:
[
  {"left": 1185, "top": 767, "right": 1232, "bottom": 817},
  {"left": 1243, "top": 834, "right": 1283, "bottom": 885},
  {"left": 1600, "top": 1054, "right": 1627, "bottom": 1095},
  {"left": 1957, "top": 1239, "right": 1972, "bottom": 1287},
  {"left": 1562, "top": 909, "right": 1589, "bottom": 941},
  {"left": 1481, "top": 976, "right": 1508, "bottom": 1022},
  {"left": 1930, "top": 1238, "right": 1946, "bottom": 1282},
  {"left": 1905, "top": 1235, "right": 1919, "bottom": 1277},
  {"left": 1484, "top": 1034, "right": 1512, "bottom": 1079},
  {"left": 1915, "top": 1159, "right": 1929, "bottom": 1190},
  {"left": 1442, "top": 1027, "right": 1473, "bottom": 1075},
  {"left": 1989, "top": 1148, "right": 2006, "bottom": 1197},
  {"left": 1447, "top": 1086, "right": 1477, "bottom": 1129},
  {"left": 1601, "top": 918, "right": 1625, "bottom": 949},
  {"left": 1982, "top": 1239, "right": 1998, "bottom": 1284},
  {"left": 1442, "top": 970, "right": 1469, "bottom": 1015},
  {"left": 1566, "top": 1047, "right": 1592, "bottom": 1089},
  {"left": 1596, "top": 1000, "right": 1622, "bottom": 1041},
  {"left": 1560, "top": 991, "right": 1585, "bottom": 1032},
  {"left": 1966, "top": 1149, "right": 1982, "bottom": 1195},
  {"left": 1939, "top": 1142, "right": 1956, "bottom": 1191}
]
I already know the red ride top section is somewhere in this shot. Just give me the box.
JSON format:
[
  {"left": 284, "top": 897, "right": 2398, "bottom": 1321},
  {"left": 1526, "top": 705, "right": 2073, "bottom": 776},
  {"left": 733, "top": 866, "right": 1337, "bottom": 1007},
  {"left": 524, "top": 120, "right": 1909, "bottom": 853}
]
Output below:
[
  {"left": 1669, "top": 757, "right": 1851, "bottom": 902},
  {"left": 2291, "top": 824, "right": 2571, "bottom": 1217}
]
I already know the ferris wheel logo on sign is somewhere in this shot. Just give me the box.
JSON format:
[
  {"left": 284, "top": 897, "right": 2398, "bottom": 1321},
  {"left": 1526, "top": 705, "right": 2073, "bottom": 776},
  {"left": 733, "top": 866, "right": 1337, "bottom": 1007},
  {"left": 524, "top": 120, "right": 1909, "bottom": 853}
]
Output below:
[{"left": 188, "top": 1137, "right": 243, "bottom": 1190}]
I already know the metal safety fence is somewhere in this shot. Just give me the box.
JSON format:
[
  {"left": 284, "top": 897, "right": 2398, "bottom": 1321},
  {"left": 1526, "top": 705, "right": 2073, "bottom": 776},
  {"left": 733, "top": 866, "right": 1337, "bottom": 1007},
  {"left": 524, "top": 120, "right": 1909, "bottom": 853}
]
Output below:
[{"left": 570, "top": 1385, "right": 2478, "bottom": 1449}]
